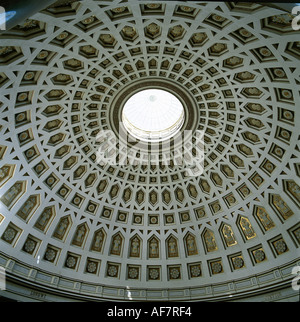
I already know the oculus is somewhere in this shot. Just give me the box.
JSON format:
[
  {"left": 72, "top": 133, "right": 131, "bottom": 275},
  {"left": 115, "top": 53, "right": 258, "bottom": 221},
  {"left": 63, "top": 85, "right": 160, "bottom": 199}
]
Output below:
[{"left": 122, "top": 89, "right": 184, "bottom": 142}]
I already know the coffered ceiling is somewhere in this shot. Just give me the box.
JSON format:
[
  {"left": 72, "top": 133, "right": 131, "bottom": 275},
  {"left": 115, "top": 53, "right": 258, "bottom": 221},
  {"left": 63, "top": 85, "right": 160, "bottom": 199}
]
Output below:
[{"left": 0, "top": 0, "right": 299, "bottom": 301}]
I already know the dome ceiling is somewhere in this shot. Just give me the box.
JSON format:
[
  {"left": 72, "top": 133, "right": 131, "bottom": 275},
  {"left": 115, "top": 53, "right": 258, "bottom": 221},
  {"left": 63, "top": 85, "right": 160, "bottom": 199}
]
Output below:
[{"left": 0, "top": 1, "right": 299, "bottom": 301}]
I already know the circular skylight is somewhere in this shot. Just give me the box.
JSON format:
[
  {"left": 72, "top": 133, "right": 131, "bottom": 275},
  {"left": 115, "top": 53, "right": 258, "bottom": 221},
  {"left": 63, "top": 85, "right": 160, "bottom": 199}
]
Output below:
[{"left": 122, "top": 89, "right": 185, "bottom": 142}]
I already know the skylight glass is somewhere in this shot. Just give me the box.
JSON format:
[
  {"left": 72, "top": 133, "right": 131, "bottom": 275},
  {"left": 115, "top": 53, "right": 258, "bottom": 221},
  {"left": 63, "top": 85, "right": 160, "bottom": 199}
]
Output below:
[{"left": 122, "top": 89, "right": 185, "bottom": 142}]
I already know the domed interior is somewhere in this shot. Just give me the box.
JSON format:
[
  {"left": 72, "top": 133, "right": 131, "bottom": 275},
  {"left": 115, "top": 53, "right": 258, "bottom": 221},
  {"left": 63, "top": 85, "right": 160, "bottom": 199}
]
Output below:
[{"left": 0, "top": 0, "right": 299, "bottom": 302}]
